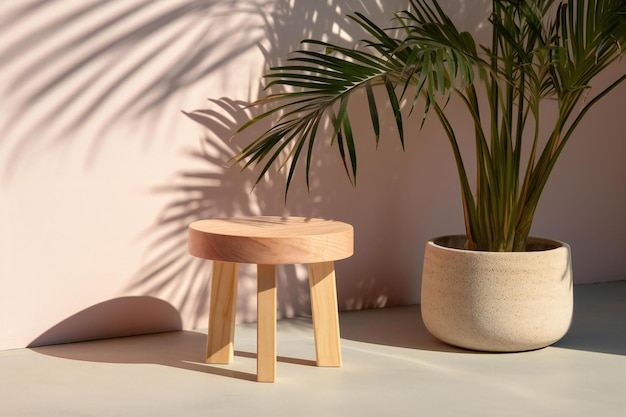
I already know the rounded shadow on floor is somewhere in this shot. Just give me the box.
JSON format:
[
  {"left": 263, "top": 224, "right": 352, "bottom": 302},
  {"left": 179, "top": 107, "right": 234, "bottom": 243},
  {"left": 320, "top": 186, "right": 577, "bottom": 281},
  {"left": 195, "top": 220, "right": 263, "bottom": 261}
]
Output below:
[
  {"left": 28, "top": 296, "right": 183, "bottom": 347},
  {"left": 31, "top": 330, "right": 261, "bottom": 382},
  {"left": 30, "top": 320, "right": 317, "bottom": 382}
]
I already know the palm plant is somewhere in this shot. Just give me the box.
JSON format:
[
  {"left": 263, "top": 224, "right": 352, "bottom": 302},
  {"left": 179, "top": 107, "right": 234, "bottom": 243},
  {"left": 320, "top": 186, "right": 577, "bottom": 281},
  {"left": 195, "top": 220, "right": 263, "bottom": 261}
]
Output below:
[{"left": 234, "top": 0, "right": 626, "bottom": 251}]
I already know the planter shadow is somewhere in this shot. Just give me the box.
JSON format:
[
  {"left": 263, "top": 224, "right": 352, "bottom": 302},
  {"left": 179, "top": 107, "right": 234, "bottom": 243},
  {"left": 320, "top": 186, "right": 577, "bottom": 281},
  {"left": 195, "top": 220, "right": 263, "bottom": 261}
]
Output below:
[
  {"left": 553, "top": 281, "right": 626, "bottom": 356},
  {"left": 340, "top": 282, "right": 626, "bottom": 356},
  {"left": 339, "top": 305, "right": 478, "bottom": 354}
]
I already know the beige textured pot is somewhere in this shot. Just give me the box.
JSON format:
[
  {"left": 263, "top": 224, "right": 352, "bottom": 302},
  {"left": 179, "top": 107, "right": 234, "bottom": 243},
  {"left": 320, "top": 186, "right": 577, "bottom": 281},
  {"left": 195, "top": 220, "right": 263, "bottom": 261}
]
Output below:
[{"left": 421, "top": 235, "right": 573, "bottom": 352}]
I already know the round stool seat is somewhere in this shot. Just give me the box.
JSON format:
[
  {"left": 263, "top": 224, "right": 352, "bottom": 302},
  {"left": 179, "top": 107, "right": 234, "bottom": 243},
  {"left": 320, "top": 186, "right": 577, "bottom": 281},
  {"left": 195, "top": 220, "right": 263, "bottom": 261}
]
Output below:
[
  {"left": 188, "top": 216, "right": 353, "bottom": 264},
  {"left": 187, "top": 216, "right": 354, "bottom": 382}
]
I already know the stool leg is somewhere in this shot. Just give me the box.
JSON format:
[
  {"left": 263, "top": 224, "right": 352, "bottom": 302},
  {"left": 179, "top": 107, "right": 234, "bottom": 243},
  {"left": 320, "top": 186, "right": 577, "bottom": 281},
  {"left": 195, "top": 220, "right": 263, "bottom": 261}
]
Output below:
[
  {"left": 206, "top": 261, "right": 239, "bottom": 364},
  {"left": 308, "top": 261, "right": 342, "bottom": 367},
  {"left": 257, "top": 264, "right": 277, "bottom": 382}
]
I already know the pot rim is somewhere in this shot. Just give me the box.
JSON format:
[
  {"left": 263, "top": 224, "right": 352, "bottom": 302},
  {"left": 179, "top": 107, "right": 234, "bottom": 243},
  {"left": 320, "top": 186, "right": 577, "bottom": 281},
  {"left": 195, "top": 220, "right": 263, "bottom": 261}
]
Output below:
[{"left": 429, "top": 235, "right": 566, "bottom": 253}]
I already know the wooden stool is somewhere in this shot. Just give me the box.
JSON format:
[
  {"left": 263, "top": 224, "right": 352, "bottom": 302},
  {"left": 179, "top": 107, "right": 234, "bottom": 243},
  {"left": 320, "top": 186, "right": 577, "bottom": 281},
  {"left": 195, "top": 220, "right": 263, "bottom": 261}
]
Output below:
[{"left": 188, "top": 216, "right": 353, "bottom": 382}]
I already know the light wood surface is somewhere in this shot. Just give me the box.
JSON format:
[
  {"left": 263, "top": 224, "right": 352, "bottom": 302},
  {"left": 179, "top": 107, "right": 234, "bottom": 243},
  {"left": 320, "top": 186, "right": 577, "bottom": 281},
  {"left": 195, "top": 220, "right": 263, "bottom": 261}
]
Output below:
[
  {"left": 256, "top": 264, "right": 277, "bottom": 382},
  {"left": 206, "top": 261, "right": 238, "bottom": 364},
  {"left": 189, "top": 216, "right": 353, "bottom": 382},
  {"left": 308, "top": 261, "right": 342, "bottom": 366},
  {"left": 188, "top": 216, "right": 353, "bottom": 264}
]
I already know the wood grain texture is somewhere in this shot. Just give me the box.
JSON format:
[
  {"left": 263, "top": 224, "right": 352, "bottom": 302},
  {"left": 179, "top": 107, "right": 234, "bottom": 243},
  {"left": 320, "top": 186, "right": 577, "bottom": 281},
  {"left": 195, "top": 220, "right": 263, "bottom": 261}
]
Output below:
[
  {"left": 190, "top": 216, "right": 353, "bottom": 382},
  {"left": 206, "top": 261, "right": 238, "bottom": 364},
  {"left": 189, "top": 216, "right": 353, "bottom": 264},
  {"left": 308, "top": 261, "right": 342, "bottom": 367},
  {"left": 256, "top": 264, "right": 277, "bottom": 382}
]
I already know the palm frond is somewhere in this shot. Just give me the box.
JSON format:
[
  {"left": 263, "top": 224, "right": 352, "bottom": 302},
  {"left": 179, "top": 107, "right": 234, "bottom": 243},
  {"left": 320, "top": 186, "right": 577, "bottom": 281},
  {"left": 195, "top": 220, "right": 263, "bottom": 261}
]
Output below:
[
  {"left": 236, "top": 2, "right": 479, "bottom": 192},
  {"left": 230, "top": 0, "right": 626, "bottom": 251}
]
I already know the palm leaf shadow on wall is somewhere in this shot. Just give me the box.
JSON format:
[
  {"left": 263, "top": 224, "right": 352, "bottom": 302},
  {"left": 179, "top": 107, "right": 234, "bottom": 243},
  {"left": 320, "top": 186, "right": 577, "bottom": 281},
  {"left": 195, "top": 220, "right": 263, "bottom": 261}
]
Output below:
[
  {"left": 1, "top": 0, "right": 462, "bottom": 333},
  {"left": 0, "top": 0, "right": 275, "bottom": 340},
  {"left": 125, "top": 1, "right": 408, "bottom": 327},
  {"left": 0, "top": 0, "right": 264, "bottom": 175},
  {"left": 125, "top": 99, "right": 297, "bottom": 326}
]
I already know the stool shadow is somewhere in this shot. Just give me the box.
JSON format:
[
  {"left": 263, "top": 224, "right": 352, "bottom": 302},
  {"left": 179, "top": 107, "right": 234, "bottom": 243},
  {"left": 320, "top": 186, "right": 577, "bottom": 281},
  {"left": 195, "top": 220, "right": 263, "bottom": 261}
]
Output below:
[
  {"left": 31, "top": 330, "right": 318, "bottom": 383},
  {"left": 235, "top": 350, "right": 317, "bottom": 367},
  {"left": 189, "top": 363, "right": 257, "bottom": 382},
  {"left": 30, "top": 331, "right": 264, "bottom": 382}
]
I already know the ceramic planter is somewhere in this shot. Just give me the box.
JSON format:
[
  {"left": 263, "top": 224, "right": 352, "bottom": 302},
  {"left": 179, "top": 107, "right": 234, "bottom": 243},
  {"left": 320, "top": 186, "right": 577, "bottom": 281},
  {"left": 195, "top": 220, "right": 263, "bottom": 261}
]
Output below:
[{"left": 421, "top": 235, "right": 573, "bottom": 352}]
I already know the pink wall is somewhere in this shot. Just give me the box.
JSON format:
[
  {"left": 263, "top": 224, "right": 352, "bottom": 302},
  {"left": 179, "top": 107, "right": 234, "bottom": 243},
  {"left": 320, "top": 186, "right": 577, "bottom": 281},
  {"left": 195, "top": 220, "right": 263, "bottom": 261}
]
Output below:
[{"left": 1, "top": 0, "right": 624, "bottom": 350}]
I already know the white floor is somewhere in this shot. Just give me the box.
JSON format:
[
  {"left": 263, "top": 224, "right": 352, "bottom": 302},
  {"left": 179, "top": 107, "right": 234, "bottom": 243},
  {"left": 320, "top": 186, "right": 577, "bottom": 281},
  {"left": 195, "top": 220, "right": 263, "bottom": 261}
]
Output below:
[{"left": 2, "top": 281, "right": 626, "bottom": 417}]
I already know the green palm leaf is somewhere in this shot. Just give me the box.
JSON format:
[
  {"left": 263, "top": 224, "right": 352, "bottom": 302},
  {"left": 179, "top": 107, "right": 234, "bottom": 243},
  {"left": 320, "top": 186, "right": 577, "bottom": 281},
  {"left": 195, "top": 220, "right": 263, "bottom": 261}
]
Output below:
[{"left": 234, "top": 0, "right": 626, "bottom": 251}]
